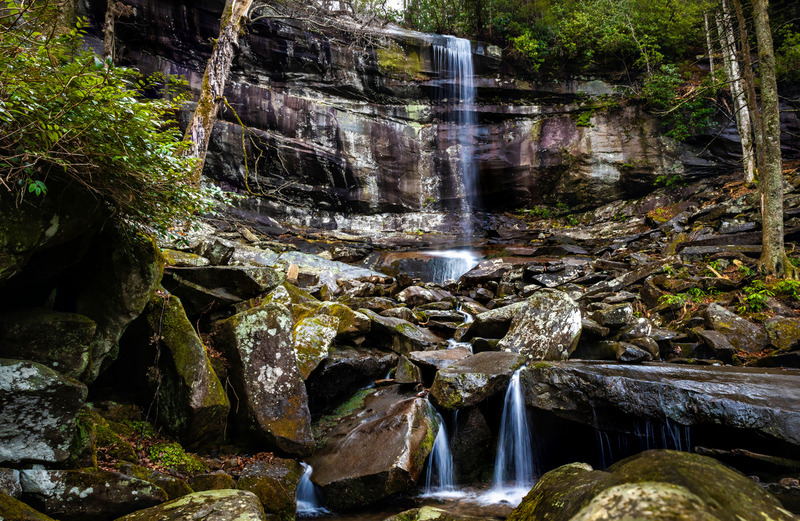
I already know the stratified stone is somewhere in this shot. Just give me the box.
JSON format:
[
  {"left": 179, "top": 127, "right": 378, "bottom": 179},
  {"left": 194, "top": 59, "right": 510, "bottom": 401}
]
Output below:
[
  {"left": 0, "top": 359, "right": 87, "bottom": 464},
  {"left": 293, "top": 315, "right": 339, "bottom": 380},
  {"left": 236, "top": 458, "right": 303, "bottom": 520},
  {"left": 19, "top": 468, "right": 166, "bottom": 521},
  {"left": 497, "top": 290, "right": 581, "bottom": 361},
  {"left": 213, "top": 303, "right": 313, "bottom": 455},
  {"left": 0, "top": 309, "right": 95, "bottom": 380},
  {"left": 430, "top": 351, "right": 524, "bottom": 410},
  {"left": 115, "top": 489, "right": 266, "bottom": 521}
]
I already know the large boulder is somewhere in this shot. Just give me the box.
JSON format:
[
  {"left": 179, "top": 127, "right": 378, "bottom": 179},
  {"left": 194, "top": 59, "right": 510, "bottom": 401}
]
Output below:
[
  {"left": 0, "top": 359, "right": 87, "bottom": 464},
  {"left": 0, "top": 493, "right": 57, "bottom": 521},
  {"left": 704, "top": 303, "right": 768, "bottom": 354},
  {"left": 306, "top": 347, "right": 397, "bottom": 409},
  {"left": 75, "top": 230, "right": 164, "bottom": 382},
  {"left": 0, "top": 309, "right": 95, "bottom": 380},
  {"left": 508, "top": 450, "right": 795, "bottom": 521},
  {"left": 522, "top": 361, "right": 800, "bottom": 447},
  {"left": 314, "top": 302, "right": 371, "bottom": 338},
  {"left": 396, "top": 286, "right": 451, "bottom": 307},
  {"left": 496, "top": 290, "right": 581, "bottom": 361},
  {"left": 236, "top": 457, "right": 304, "bottom": 520},
  {"left": 114, "top": 489, "right": 266, "bottom": 521},
  {"left": 293, "top": 315, "right": 339, "bottom": 380},
  {"left": 463, "top": 302, "right": 526, "bottom": 340},
  {"left": 429, "top": 351, "right": 524, "bottom": 410},
  {"left": 19, "top": 468, "right": 166, "bottom": 521},
  {"left": 384, "top": 506, "right": 486, "bottom": 521},
  {"left": 362, "top": 310, "right": 444, "bottom": 355},
  {"left": 307, "top": 387, "right": 438, "bottom": 511},
  {"left": 139, "top": 290, "right": 230, "bottom": 449},
  {"left": 213, "top": 303, "right": 313, "bottom": 455}
]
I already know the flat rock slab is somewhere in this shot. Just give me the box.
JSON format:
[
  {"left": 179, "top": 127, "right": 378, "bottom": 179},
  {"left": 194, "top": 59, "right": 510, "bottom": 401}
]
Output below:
[
  {"left": 430, "top": 351, "right": 525, "bottom": 410},
  {"left": 523, "top": 361, "right": 800, "bottom": 447},
  {"left": 115, "top": 489, "right": 266, "bottom": 521},
  {"left": 0, "top": 359, "right": 87, "bottom": 464},
  {"left": 307, "top": 387, "right": 437, "bottom": 511},
  {"left": 362, "top": 310, "right": 443, "bottom": 355},
  {"left": 409, "top": 346, "right": 472, "bottom": 370}
]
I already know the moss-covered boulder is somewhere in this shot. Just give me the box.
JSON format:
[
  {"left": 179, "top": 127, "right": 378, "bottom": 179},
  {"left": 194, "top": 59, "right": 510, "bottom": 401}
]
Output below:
[
  {"left": 429, "top": 351, "right": 524, "bottom": 410},
  {"left": 19, "top": 468, "right": 166, "bottom": 521},
  {"left": 213, "top": 303, "right": 313, "bottom": 455},
  {"left": 462, "top": 302, "right": 526, "bottom": 340},
  {"left": 0, "top": 309, "right": 96, "bottom": 380},
  {"left": 306, "top": 347, "right": 398, "bottom": 407},
  {"left": 114, "top": 489, "right": 266, "bottom": 521},
  {"left": 314, "top": 302, "right": 371, "bottom": 338},
  {"left": 384, "top": 506, "right": 486, "bottom": 521},
  {"left": 0, "top": 359, "right": 87, "bottom": 464},
  {"left": 115, "top": 464, "right": 193, "bottom": 501},
  {"left": 188, "top": 473, "right": 235, "bottom": 492},
  {"left": 166, "top": 266, "right": 283, "bottom": 301},
  {"left": 161, "top": 249, "right": 209, "bottom": 267},
  {"left": 508, "top": 451, "right": 795, "bottom": 521},
  {"left": 704, "top": 303, "right": 767, "bottom": 354},
  {"left": 139, "top": 290, "right": 230, "bottom": 449},
  {"left": 362, "top": 310, "right": 444, "bottom": 355},
  {"left": 0, "top": 493, "right": 57, "bottom": 521},
  {"left": 765, "top": 316, "right": 800, "bottom": 352},
  {"left": 75, "top": 229, "right": 164, "bottom": 382},
  {"left": 497, "top": 290, "right": 581, "bottom": 361},
  {"left": 293, "top": 315, "right": 339, "bottom": 379},
  {"left": 307, "top": 387, "right": 438, "bottom": 511},
  {"left": 235, "top": 458, "right": 303, "bottom": 520},
  {"left": 395, "top": 355, "right": 422, "bottom": 384}
]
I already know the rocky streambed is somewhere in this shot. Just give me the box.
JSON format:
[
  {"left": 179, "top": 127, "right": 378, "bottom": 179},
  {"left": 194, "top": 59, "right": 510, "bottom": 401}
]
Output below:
[{"left": 2, "top": 167, "right": 800, "bottom": 520}]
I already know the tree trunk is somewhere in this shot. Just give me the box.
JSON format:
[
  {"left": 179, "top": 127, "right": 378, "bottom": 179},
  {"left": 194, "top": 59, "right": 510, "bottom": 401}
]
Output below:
[
  {"left": 732, "top": 0, "right": 764, "bottom": 174},
  {"left": 102, "top": 0, "right": 115, "bottom": 63},
  {"left": 704, "top": 12, "right": 715, "bottom": 79},
  {"left": 184, "top": 0, "right": 254, "bottom": 185},
  {"left": 751, "top": 0, "right": 794, "bottom": 277},
  {"left": 716, "top": 1, "right": 755, "bottom": 185}
]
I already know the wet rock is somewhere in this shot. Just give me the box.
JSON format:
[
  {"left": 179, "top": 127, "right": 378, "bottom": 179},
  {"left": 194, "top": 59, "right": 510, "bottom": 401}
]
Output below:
[
  {"left": 0, "top": 493, "right": 57, "bottom": 521},
  {"left": 765, "top": 316, "right": 800, "bottom": 352},
  {"left": 161, "top": 249, "right": 210, "bottom": 267},
  {"left": 213, "top": 303, "right": 313, "bottom": 455},
  {"left": 693, "top": 329, "right": 737, "bottom": 363},
  {"left": 339, "top": 296, "right": 396, "bottom": 312},
  {"left": 307, "top": 387, "right": 438, "bottom": 511},
  {"left": 381, "top": 307, "right": 419, "bottom": 322},
  {"left": 617, "top": 317, "right": 652, "bottom": 341},
  {"left": 315, "top": 302, "right": 371, "bottom": 338},
  {"left": 450, "top": 407, "right": 492, "bottom": 483},
  {"left": 509, "top": 450, "right": 794, "bottom": 521},
  {"left": 704, "top": 303, "right": 768, "bottom": 353},
  {"left": 430, "top": 351, "right": 524, "bottom": 410},
  {"left": 754, "top": 351, "right": 800, "bottom": 369},
  {"left": 139, "top": 291, "right": 230, "bottom": 449},
  {"left": 275, "top": 251, "right": 384, "bottom": 282},
  {"left": 531, "top": 266, "right": 581, "bottom": 288},
  {"left": 470, "top": 337, "right": 499, "bottom": 353},
  {"left": 114, "top": 489, "right": 266, "bottom": 521},
  {"left": 593, "top": 303, "right": 635, "bottom": 328},
  {"left": 75, "top": 230, "right": 164, "bottom": 382},
  {"left": 394, "top": 355, "right": 422, "bottom": 384},
  {"left": 19, "top": 468, "right": 166, "bottom": 521},
  {"left": 384, "top": 506, "right": 486, "bottom": 521},
  {"left": 581, "top": 318, "right": 610, "bottom": 339},
  {"left": 497, "top": 290, "right": 582, "bottom": 361},
  {"left": 0, "top": 469, "right": 21, "bottom": 498},
  {"left": 0, "top": 309, "right": 96, "bottom": 380},
  {"left": 188, "top": 473, "right": 236, "bottom": 492},
  {"left": 616, "top": 342, "right": 653, "bottom": 363},
  {"left": 463, "top": 302, "right": 525, "bottom": 340},
  {"left": 409, "top": 346, "right": 472, "bottom": 371},
  {"left": 293, "top": 315, "right": 339, "bottom": 379},
  {"left": 166, "top": 266, "right": 284, "bottom": 301},
  {"left": 306, "top": 347, "right": 397, "bottom": 409},
  {"left": 571, "top": 340, "right": 619, "bottom": 361},
  {"left": 236, "top": 458, "right": 303, "bottom": 520},
  {"left": 362, "top": 310, "right": 444, "bottom": 355},
  {"left": 397, "top": 286, "right": 451, "bottom": 307},
  {"left": 0, "top": 359, "right": 87, "bottom": 464},
  {"left": 458, "top": 259, "right": 514, "bottom": 286},
  {"left": 630, "top": 336, "right": 660, "bottom": 358},
  {"left": 523, "top": 362, "right": 800, "bottom": 447}
]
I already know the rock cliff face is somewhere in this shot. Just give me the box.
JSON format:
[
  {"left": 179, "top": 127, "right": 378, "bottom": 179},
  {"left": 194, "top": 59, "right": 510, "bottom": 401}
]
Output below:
[{"left": 84, "top": 0, "right": 796, "bottom": 236}]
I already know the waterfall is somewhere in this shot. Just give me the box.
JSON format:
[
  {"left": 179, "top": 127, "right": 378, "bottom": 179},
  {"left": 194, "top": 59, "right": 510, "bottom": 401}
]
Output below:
[
  {"left": 422, "top": 412, "right": 456, "bottom": 496},
  {"left": 480, "top": 369, "right": 536, "bottom": 506},
  {"left": 425, "top": 250, "right": 478, "bottom": 283},
  {"left": 296, "top": 463, "right": 328, "bottom": 516},
  {"left": 432, "top": 36, "right": 478, "bottom": 236}
]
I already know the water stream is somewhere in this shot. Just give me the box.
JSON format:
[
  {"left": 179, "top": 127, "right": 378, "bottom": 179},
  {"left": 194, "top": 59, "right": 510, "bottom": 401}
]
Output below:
[
  {"left": 422, "top": 412, "right": 457, "bottom": 497},
  {"left": 297, "top": 463, "right": 329, "bottom": 517},
  {"left": 424, "top": 250, "right": 478, "bottom": 284}
]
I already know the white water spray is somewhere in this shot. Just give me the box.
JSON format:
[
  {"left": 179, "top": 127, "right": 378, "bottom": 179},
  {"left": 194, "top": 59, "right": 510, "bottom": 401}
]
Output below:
[
  {"left": 296, "top": 463, "right": 328, "bottom": 516},
  {"left": 422, "top": 412, "right": 457, "bottom": 497}
]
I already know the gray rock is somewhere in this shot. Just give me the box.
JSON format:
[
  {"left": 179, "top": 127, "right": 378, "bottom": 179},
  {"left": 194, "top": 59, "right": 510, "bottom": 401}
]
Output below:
[
  {"left": 430, "top": 351, "right": 524, "bottom": 410},
  {"left": 0, "top": 309, "right": 95, "bottom": 380},
  {"left": 464, "top": 302, "right": 526, "bottom": 340},
  {"left": 450, "top": 407, "right": 492, "bottom": 483},
  {"left": 458, "top": 259, "right": 514, "bottom": 286},
  {"left": 617, "top": 317, "right": 652, "bottom": 341},
  {"left": 293, "top": 315, "right": 339, "bottom": 379},
  {"left": 616, "top": 342, "right": 653, "bottom": 363},
  {"left": 394, "top": 355, "right": 422, "bottom": 384},
  {"left": 19, "top": 468, "right": 166, "bottom": 521},
  {"left": 0, "top": 359, "right": 87, "bottom": 464},
  {"left": 765, "top": 316, "right": 800, "bottom": 352},
  {"left": 409, "top": 346, "right": 472, "bottom": 371},
  {"left": 571, "top": 340, "right": 619, "bottom": 361},
  {"left": 384, "top": 507, "right": 486, "bottom": 521},
  {"left": 693, "top": 329, "right": 737, "bottom": 362},
  {"left": 362, "top": 310, "right": 444, "bottom": 355},
  {"left": 704, "top": 303, "right": 768, "bottom": 353},
  {"left": 396, "top": 286, "right": 451, "bottom": 307},
  {"left": 380, "top": 307, "right": 419, "bottom": 322},
  {"left": 236, "top": 458, "right": 303, "bottom": 520},
  {"left": 166, "top": 266, "right": 284, "bottom": 300},
  {"left": 307, "top": 347, "right": 398, "bottom": 407},
  {"left": 307, "top": 387, "right": 438, "bottom": 510},
  {"left": 315, "top": 302, "right": 371, "bottom": 338},
  {"left": 497, "top": 290, "right": 582, "bottom": 361},
  {"left": 213, "top": 303, "right": 313, "bottom": 455},
  {"left": 593, "top": 303, "right": 635, "bottom": 328},
  {"left": 114, "top": 489, "right": 266, "bottom": 521},
  {"left": 0, "top": 468, "right": 21, "bottom": 498}
]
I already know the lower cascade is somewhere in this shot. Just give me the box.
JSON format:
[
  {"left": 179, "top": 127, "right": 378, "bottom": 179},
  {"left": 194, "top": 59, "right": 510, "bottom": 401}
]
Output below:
[
  {"left": 425, "top": 250, "right": 478, "bottom": 284},
  {"left": 484, "top": 368, "right": 537, "bottom": 505},
  {"left": 422, "top": 412, "right": 456, "bottom": 496},
  {"left": 296, "top": 463, "right": 328, "bottom": 516}
]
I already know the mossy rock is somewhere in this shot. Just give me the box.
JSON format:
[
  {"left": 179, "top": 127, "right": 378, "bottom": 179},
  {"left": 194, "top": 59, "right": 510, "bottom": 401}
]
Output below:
[
  {"left": 0, "top": 493, "right": 57, "bottom": 521},
  {"left": 116, "top": 464, "right": 193, "bottom": 501},
  {"left": 188, "top": 473, "right": 236, "bottom": 492},
  {"left": 384, "top": 506, "right": 486, "bottom": 521},
  {"left": 236, "top": 458, "right": 303, "bottom": 520},
  {"left": 293, "top": 315, "right": 339, "bottom": 379},
  {"left": 161, "top": 249, "right": 210, "bottom": 267},
  {"left": 114, "top": 489, "right": 265, "bottom": 521}
]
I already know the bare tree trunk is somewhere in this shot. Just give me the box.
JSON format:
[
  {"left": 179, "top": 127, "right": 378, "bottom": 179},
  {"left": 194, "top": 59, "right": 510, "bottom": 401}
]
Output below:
[
  {"left": 102, "top": 0, "right": 115, "bottom": 63},
  {"left": 752, "top": 0, "right": 794, "bottom": 277},
  {"left": 704, "top": 12, "right": 715, "bottom": 79},
  {"left": 716, "top": 1, "right": 755, "bottom": 185},
  {"left": 184, "top": 0, "right": 254, "bottom": 185},
  {"left": 732, "top": 0, "right": 764, "bottom": 173}
]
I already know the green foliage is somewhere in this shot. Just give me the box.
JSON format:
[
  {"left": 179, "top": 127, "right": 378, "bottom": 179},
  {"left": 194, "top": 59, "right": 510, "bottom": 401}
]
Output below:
[
  {"left": 739, "top": 281, "right": 774, "bottom": 313},
  {"left": 511, "top": 30, "right": 546, "bottom": 71},
  {"left": 148, "top": 442, "right": 206, "bottom": 474},
  {"left": 575, "top": 111, "right": 594, "bottom": 127},
  {"left": 654, "top": 174, "right": 684, "bottom": 188},
  {"left": 658, "top": 293, "right": 690, "bottom": 307},
  {"left": 776, "top": 28, "right": 800, "bottom": 83},
  {"left": 0, "top": 3, "right": 212, "bottom": 236}
]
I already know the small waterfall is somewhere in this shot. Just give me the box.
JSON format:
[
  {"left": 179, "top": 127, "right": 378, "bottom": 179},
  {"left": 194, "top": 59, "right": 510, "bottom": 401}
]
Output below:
[
  {"left": 296, "top": 463, "right": 328, "bottom": 516},
  {"left": 422, "top": 412, "right": 456, "bottom": 496},
  {"left": 480, "top": 369, "right": 536, "bottom": 506},
  {"left": 425, "top": 250, "right": 478, "bottom": 283},
  {"left": 432, "top": 36, "right": 478, "bottom": 237}
]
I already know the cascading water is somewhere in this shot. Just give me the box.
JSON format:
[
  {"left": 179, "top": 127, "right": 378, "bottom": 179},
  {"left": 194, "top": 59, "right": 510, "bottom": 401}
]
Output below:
[
  {"left": 481, "top": 368, "right": 536, "bottom": 506},
  {"left": 424, "top": 250, "right": 478, "bottom": 284},
  {"left": 432, "top": 35, "right": 478, "bottom": 238},
  {"left": 422, "top": 412, "right": 457, "bottom": 497},
  {"left": 296, "top": 463, "right": 328, "bottom": 516}
]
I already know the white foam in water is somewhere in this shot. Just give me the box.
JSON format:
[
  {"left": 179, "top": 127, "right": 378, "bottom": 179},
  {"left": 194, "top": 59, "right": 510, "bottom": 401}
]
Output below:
[
  {"left": 426, "top": 250, "right": 478, "bottom": 283},
  {"left": 422, "top": 412, "right": 456, "bottom": 498},
  {"left": 296, "top": 463, "right": 329, "bottom": 517}
]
